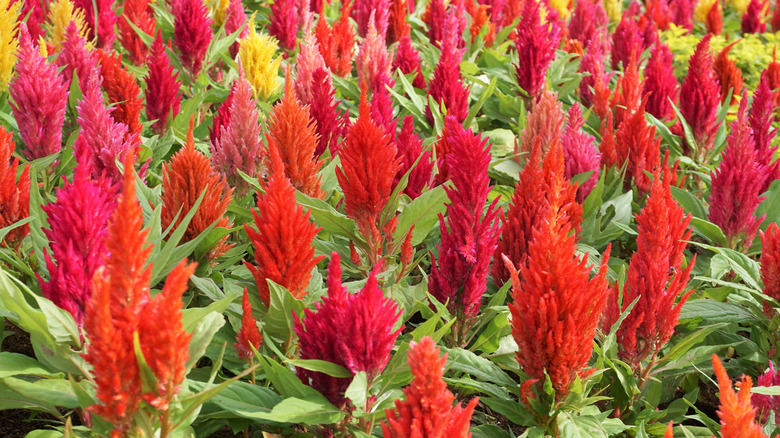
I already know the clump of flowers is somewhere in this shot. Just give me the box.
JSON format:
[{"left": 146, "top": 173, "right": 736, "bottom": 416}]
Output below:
[
  {"left": 119, "top": 0, "right": 155, "bottom": 64},
  {"left": 761, "top": 223, "right": 780, "bottom": 314},
  {"left": 315, "top": 3, "right": 356, "bottom": 77},
  {"left": 45, "top": 0, "right": 90, "bottom": 52},
  {"left": 269, "top": 0, "right": 298, "bottom": 51},
  {"left": 97, "top": 49, "right": 143, "bottom": 139},
  {"left": 752, "top": 361, "right": 780, "bottom": 423},
  {"left": 239, "top": 14, "right": 282, "bottom": 100},
  {"left": 644, "top": 42, "right": 679, "bottom": 121}
]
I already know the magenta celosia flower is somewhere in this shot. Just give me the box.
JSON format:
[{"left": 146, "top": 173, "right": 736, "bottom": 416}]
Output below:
[
  {"left": 172, "top": 0, "right": 214, "bottom": 77},
  {"left": 393, "top": 35, "right": 426, "bottom": 89},
  {"left": 74, "top": 0, "right": 117, "bottom": 49},
  {"left": 145, "top": 32, "right": 183, "bottom": 136},
  {"left": 429, "top": 116, "right": 502, "bottom": 330},
  {"left": 480, "top": 0, "right": 505, "bottom": 29},
  {"left": 425, "top": 0, "right": 448, "bottom": 45},
  {"left": 73, "top": 67, "right": 138, "bottom": 184},
  {"left": 742, "top": 0, "right": 767, "bottom": 33},
  {"left": 753, "top": 361, "right": 780, "bottom": 423},
  {"left": 568, "top": 0, "right": 608, "bottom": 51},
  {"left": 270, "top": 0, "right": 298, "bottom": 51},
  {"left": 762, "top": 223, "right": 780, "bottom": 314},
  {"left": 355, "top": 0, "right": 390, "bottom": 37},
  {"left": 309, "top": 67, "right": 348, "bottom": 157},
  {"left": 356, "top": 13, "right": 393, "bottom": 93},
  {"left": 679, "top": 34, "right": 721, "bottom": 159},
  {"left": 38, "top": 151, "right": 115, "bottom": 326},
  {"left": 370, "top": 75, "right": 396, "bottom": 135},
  {"left": 644, "top": 42, "right": 679, "bottom": 121},
  {"left": 708, "top": 95, "right": 766, "bottom": 249},
  {"left": 56, "top": 21, "right": 98, "bottom": 88},
  {"left": 426, "top": 14, "right": 469, "bottom": 123},
  {"left": 750, "top": 73, "right": 780, "bottom": 194},
  {"left": 611, "top": 14, "right": 644, "bottom": 70},
  {"left": 210, "top": 76, "right": 264, "bottom": 194},
  {"left": 562, "top": 104, "right": 600, "bottom": 202},
  {"left": 225, "top": 0, "right": 248, "bottom": 57},
  {"left": 294, "top": 252, "right": 401, "bottom": 408},
  {"left": 9, "top": 24, "right": 68, "bottom": 160},
  {"left": 579, "top": 38, "right": 610, "bottom": 109},
  {"left": 209, "top": 80, "right": 238, "bottom": 149},
  {"left": 514, "top": 0, "right": 562, "bottom": 101},
  {"left": 15, "top": 0, "right": 46, "bottom": 40},
  {"left": 672, "top": 0, "right": 694, "bottom": 29},
  {"left": 294, "top": 24, "right": 326, "bottom": 104},
  {"left": 394, "top": 116, "right": 434, "bottom": 199}
]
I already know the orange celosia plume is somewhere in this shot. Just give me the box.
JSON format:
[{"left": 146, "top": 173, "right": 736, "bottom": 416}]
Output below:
[
  {"left": 235, "top": 287, "right": 262, "bottom": 359},
  {"left": 712, "top": 354, "right": 769, "bottom": 438},
  {"left": 0, "top": 126, "right": 30, "bottom": 248},
  {"left": 97, "top": 49, "right": 143, "bottom": 139}
]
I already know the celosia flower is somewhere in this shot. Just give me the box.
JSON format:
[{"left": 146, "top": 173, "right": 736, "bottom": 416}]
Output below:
[
  {"left": 245, "top": 148, "right": 323, "bottom": 305},
  {"left": 15, "top": 0, "right": 46, "bottom": 40},
  {"left": 695, "top": 0, "right": 716, "bottom": 22},
  {"left": 712, "top": 354, "right": 769, "bottom": 438},
  {"left": 0, "top": 126, "right": 30, "bottom": 249},
  {"left": 9, "top": 24, "right": 68, "bottom": 160},
  {"left": 381, "top": 337, "right": 479, "bottom": 436},
  {"left": 773, "top": 0, "right": 780, "bottom": 30},
  {"left": 356, "top": 14, "right": 393, "bottom": 92},
  {"left": 602, "top": 172, "right": 695, "bottom": 368},
  {"left": 73, "top": 0, "right": 117, "bottom": 49},
  {"left": 742, "top": 0, "right": 767, "bottom": 33},
  {"left": 394, "top": 116, "right": 434, "bottom": 199},
  {"left": 39, "top": 150, "right": 115, "bottom": 326},
  {"left": 0, "top": 0, "right": 20, "bottom": 90},
  {"left": 611, "top": 14, "right": 643, "bottom": 70},
  {"left": 599, "top": 112, "right": 618, "bottom": 168},
  {"left": 336, "top": 89, "right": 401, "bottom": 240},
  {"left": 610, "top": 54, "right": 643, "bottom": 129},
  {"left": 673, "top": 0, "right": 694, "bottom": 29},
  {"left": 615, "top": 98, "right": 661, "bottom": 194},
  {"left": 709, "top": 95, "right": 766, "bottom": 249},
  {"left": 210, "top": 0, "right": 229, "bottom": 27},
  {"left": 266, "top": 79, "right": 324, "bottom": 198},
  {"left": 568, "top": 0, "right": 609, "bottom": 51},
  {"left": 644, "top": 42, "right": 679, "bottom": 121},
  {"left": 234, "top": 288, "right": 262, "bottom": 360},
  {"left": 315, "top": 4, "right": 355, "bottom": 77},
  {"left": 162, "top": 119, "right": 234, "bottom": 261},
  {"left": 269, "top": 0, "right": 298, "bottom": 51},
  {"left": 562, "top": 104, "right": 600, "bottom": 202},
  {"left": 209, "top": 81, "right": 237, "bottom": 149},
  {"left": 752, "top": 361, "right": 780, "bottom": 423},
  {"left": 493, "top": 140, "right": 582, "bottom": 286},
  {"left": 294, "top": 23, "right": 326, "bottom": 104},
  {"left": 210, "top": 75, "right": 264, "bottom": 194},
  {"left": 427, "top": 13, "right": 470, "bottom": 123},
  {"left": 750, "top": 73, "right": 780, "bottom": 193},
  {"left": 679, "top": 34, "right": 721, "bottom": 159},
  {"left": 309, "top": 67, "right": 347, "bottom": 157},
  {"left": 370, "top": 74, "right": 396, "bottom": 135},
  {"left": 505, "top": 142, "right": 611, "bottom": 398},
  {"left": 518, "top": 88, "right": 565, "bottom": 161},
  {"left": 762, "top": 223, "right": 780, "bottom": 311},
  {"left": 706, "top": 0, "right": 723, "bottom": 34},
  {"left": 388, "top": 0, "right": 411, "bottom": 42},
  {"left": 429, "top": 116, "right": 502, "bottom": 323},
  {"left": 424, "top": 0, "right": 448, "bottom": 45},
  {"left": 355, "top": 0, "right": 391, "bottom": 37},
  {"left": 239, "top": 15, "right": 282, "bottom": 100},
  {"left": 118, "top": 0, "right": 155, "bottom": 64},
  {"left": 713, "top": 42, "right": 743, "bottom": 105},
  {"left": 145, "top": 32, "right": 183, "bottom": 136},
  {"left": 294, "top": 251, "right": 401, "bottom": 407},
  {"left": 468, "top": 1, "right": 495, "bottom": 45},
  {"left": 45, "top": 0, "right": 89, "bottom": 52},
  {"left": 646, "top": 0, "right": 672, "bottom": 30},
  {"left": 72, "top": 67, "right": 137, "bottom": 184},
  {"left": 604, "top": 0, "right": 622, "bottom": 21},
  {"left": 56, "top": 21, "right": 97, "bottom": 88},
  {"left": 172, "top": 0, "right": 213, "bottom": 77},
  {"left": 578, "top": 38, "right": 610, "bottom": 110},
  {"left": 224, "top": 0, "right": 248, "bottom": 57},
  {"left": 97, "top": 50, "right": 143, "bottom": 139},
  {"left": 393, "top": 35, "right": 426, "bottom": 89},
  {"left": 514, "top": 0, "right": 562, "bottom": 101}
]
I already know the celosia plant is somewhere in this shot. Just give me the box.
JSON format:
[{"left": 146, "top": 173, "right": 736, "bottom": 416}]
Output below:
[
  {"left": 234, "top": 288, "right": 262, "bottom": 360},
  {"left": 308, "top": 67, "right": 347, "bottom": 157},
  {"left": 315, "top": 3, "right": 356, "bottom": 77},
  {"left": 643, "top": 42, "right": 679, "bottom": 121},
  {"left": 750, "top": 73, "right": 780, "bottom": 193},
  {"left": 518, "top": 88, "right": 565, "bottom": 160},
  {"left": 145, "top": 32, "right": 183, "bottom": 136},
  {"left": 239, "top": 14, "right": 282, "bottom": 100},
  {"left": 0, "top": 126, "right": 30, "bottom": 249},
  {"left": 679, "top": 34, "right": 721, "bottom": 159},
  {"left": 119, "top": 0, "right": 155, "bottom": 64},
  {"left": 73, "top": 0, "right": 116, "bottom": 49},
  {"left": 269, "top": 0, "right": 298, "bottom": 51},
  {"left": 426, "top": 12, "right": 469, "bottom": 123},
  {"left": 56, "top": 21, "right": 97, "bottom": 88},
  {"left": 752, "top": 361, "right": 780, "bottom": 422},
  {"left": 0, "top": 0, "right": 21, "bottom": 89},
  {"left": 713, "top": 42, "right": 743, "bottom": 105},
  {"left": 172, "top": 0, "right": 213, "bottom": 77},
  {"left": 761, "top": 223, "right": 780, "bottom": 313},
  {"left": 45, "top": 0, "right": 89, "bottom": 52},
  {"left": 712, "top": 354, "right": 769, "bottom": 438},
  {"left": 97, "top": 50, "right": 143, "bottom": 139},
  {"left": 561, "top": 103, "right": 600, "bottom": 202},
  {"left": 514, "top": 0, "right": 562, "bottom": 100}
]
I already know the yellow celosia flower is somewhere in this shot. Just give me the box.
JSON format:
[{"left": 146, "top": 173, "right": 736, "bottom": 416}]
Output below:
[
  {"left": 603, "top": 0, "right": 621, "bottom": 21},
  {"left": 46, "top": 0, "right": 92, "bottom": 52},
  {"left": 694, "top": 0, "right": 716, "bottom": 22},
  {"left": 549, "top": 0, "right": 570, "bottom": 20},
  {"left": 0, "top": 0, "right": 20, "bottom": 90},
  {"left": 726, "top": 0, "right": 749, "bottom": 14},
  {"left": 210, "top": 0, "right": 230, "bottom": 27},
  {"left": 239, "top": 14, "right": 281, "bottom": 100}
]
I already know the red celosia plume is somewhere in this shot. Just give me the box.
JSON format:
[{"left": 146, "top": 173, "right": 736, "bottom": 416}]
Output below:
[
  {"left": 679, "top": 34, "right": 721, "bottom": 159},
  {"left": 97, "top": 49, "right": 143, "bottom": 139},
  {"left": 119, "top": 0, "right": 156, "bottom": 64},
  {"left": 762, "top": 223, "right": 780, "bottom": 312},
  {"left": 644, "top": 42, "right": 679, "bottom": 121},
  {"left": 712, "top": 354, "right": 769, "bottom": 438},
  {"left": 145, "top": 32, "right": 183, "bottom": 135},
  {"left": 514, "top": 0, "right": 562, "bottom": 101},
  {"left": 235, "top": 288, "right": 262, "bottom": 360},
  {"left": 172, "top": 0, "right": 214, "bottom": 77},
  {"left": 0, "top": 126, "right": 30, "bottom": 249}
]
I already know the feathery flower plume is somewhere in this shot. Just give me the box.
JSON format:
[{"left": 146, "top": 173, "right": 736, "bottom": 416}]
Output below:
[
  {"left": 97, "top": 50, "right": 143, "bottom": 139},
  {"left": 614, "top": 98, "right": 661, "bottom": 194},
  {"left": 707, "top": 0, "right": 723, "bottom": 34},
  {"left": 210, "top": 0, "right": 229, "bottom": 26},
  {"left": 672, "top": 0, "right": 694, "bottom": 29},
  {"left": 514, "top": 0, "right": 562, "bottom": 101},
  {"left": 562, "top": 104, "right": 600, "bottom": 202},
  {"left": 695, "top": 0, "right": 717, "bottom": 22},
  {"left": 761, "top": 223, "right": 780, "bottom": 313},
  {"left": 224, "top": 0, "right": 248, "bottom": 57},
  {"left": 599, "top": 112, "right": 618, "bottom": 168},
  {"left": 603, "top": 173, "right": 694, "bottom": 368},
  {"left": 611, "top": 15, "right": 643, "bottom": 70},
  {"left": 427, "top": 13, "right": 469, "bottom": 123},
  {"left": 39, "top": 151, "right": 115, "bottom": 326},
  {"left": 14, "top": 0, "right": 46, "bottom": 40},
  {"left": 713, "top": 42, "right": 743, "bottom": 105},
  {"left": 56, "top": 21, "right": 98, "bottom": 88},
  {"left": 162, "top": 119, "right": 234, "bottom": 260},
  {"left": 269, "top": 0, "right": 298, "bottom": 51},
  {"left": 309, "top": 67, "right": 347, "bottom": 157},
  {"left": 518, "top": 88, "right": 565, "bottom": 160},
  {"left": 294, "top": 252, "right": 401, "bottom": 407},
  {"left": 209, "top": 81, "right": 237, "bottom": 149},
  {"left": 751, "top": 75, "right": 780, "bottom": 193},
  {"left": 235, "top": 288, "right": 262, "bottom": 359},
  {"left": 355, "top": 0, "right": 391, "bottom": 37},
  {"left": 45, "top": 0, "right": 89, "bottom": 52},
  {"left": 356, "top": 14, "right": 393, "bottom": 92},
  {"left": 578, "top": 39, "right": 610, "bottom": 110},
  {"left": 393, "top": 35, "right": 426, "bottom": 89},
  {"left": 239, "top": 14, "right": 282, "bottom": 100},
  {"left": 424, "top": 0, "right": 448, "bottom": 45},
  {"left": 646, "top": 0, "right": 672, "bottom": 30},
  {"left": 429, "top": 116, "right": 502, "bottom": 327},
  {"left": 210, "top": 75, "right": 264, "bottom": 194},
  {"left": 569, "top": 0, "right": 609, "bottom": 50},
  {"left": 388, "top": 0, "right": 411, "bottom": 42},
  {"left": 119, "top": 0, "right": 155, "bottom": 64},
  {"left": 315, "top": 4, "right": 356, "bottom": 77},
  {"left": 0, "top": 127, "right": 30, "bottom": 249},
  {"left": 679, "top": 34, "right": 721, "bottom": 158},
  {"left": 10, "top": 24, "right": 68, "bottom": 160},
  {"left": 0, "top": 0, "right": 20, "bottom": 89},
  {"left": 370, "top": 73, "right": 396, "bottom": 135},
  {"left": 381, "top": 337, "right": 479, "bottom": 437},
  {"left": 742, "top": 0, "right": 767, "bottom": 33},
  {"left": 712, "top": 355, "right": 769, "bottom": 438},
  {"left": 294, "top": 23, "right": 326, "bottom": 103},
  {"left": 752, "top": 361, "right": 780, "bottom": 422},
  {"left": 172, "top": 0, "right": 213, "bottom": 77},
  {"left": 610, "top": 54, "right": 643, "bottom": 129},
  {"left": 245, "top": 148, "right": 323, "bottom": 305},
  {"left": 708, "top": 95, "right": 766, "bottom": 249},
  {"left": 468, "top": 1, "right": 495, "bottom": 45},
  {"left": 774, "top": 0, "right": 780, "bottom": 30},
  {"left": 145, "top": 32, "right": 183, "bottom": 135},
  {"left": 604, "top": 0, "right": 623, "bottom": 21},
  {"left": 73, "top": 0, "right": 117, "bottom": 49},
  {"left": 73, "top": 68, "right": 137, "bottom": 184},
  {"left": 394, "top": 116, "right": 434, "bottom": 199},
  {"left": 266, "top": 79, "right": 324, "bottom": 198},
  {"left": 644, "top": 42, "right": 679, "bottom": 121},
  {"left": 493, "top": 140, "right": 582, "bottom": 285},
  {"left": 506, "top": 142, "right": 611, "bottom": 398}
]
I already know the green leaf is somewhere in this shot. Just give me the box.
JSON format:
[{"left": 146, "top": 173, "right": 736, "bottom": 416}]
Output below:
[
  {"left": 444, "top": 347, "right": 515, "bottom": 387},
  {"left": 2, "top": 377, "right": 79, "bottom": 409},
  {"left": 653, "top": 324, "right": 727, "bottom": 369},
  {"left": 257, "top": 355, "right": 320, "bottom": 399},
  {"left": 285, "top": 359, "right": 352, "bottom": 378},
  {"left": 205, "top": 380, "right": 282, "bottom": 419},
  {"left": 265, "top": 280, "right": 305, "bottom": 347},
  {"left": 394, "top": 185, "right": 448, "bottom": 246},
  {"left": 134, "top": 331, "right": 158, "bottom": 394},
  {"left": 185, "top": 312, "right": 226, "bottom": 372},
  {"left": 463, "top": 75, "right": 498, "bottom": 127},
  {"left": 0, "top": 353, "right": 59, "bottom": 379},
  {"left": 243, "top": 395, "right": 345, "bottom": 425},
  {"left": 344, "top": 371, "right": 368, "bottom": 411},
  {"left": 679, "top": 299, "right": 757, "bottom": 324},
  {"left": 295, "top": 191, "right": 357, "bottom": 239}
]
